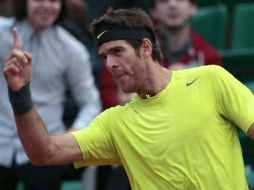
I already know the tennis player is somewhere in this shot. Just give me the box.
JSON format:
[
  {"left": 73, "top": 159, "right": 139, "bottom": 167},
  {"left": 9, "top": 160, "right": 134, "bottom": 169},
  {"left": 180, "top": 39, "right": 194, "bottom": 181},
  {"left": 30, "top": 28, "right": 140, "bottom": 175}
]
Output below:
[{"left": 4, "top": 8, "right": 254, "bottom": 190}]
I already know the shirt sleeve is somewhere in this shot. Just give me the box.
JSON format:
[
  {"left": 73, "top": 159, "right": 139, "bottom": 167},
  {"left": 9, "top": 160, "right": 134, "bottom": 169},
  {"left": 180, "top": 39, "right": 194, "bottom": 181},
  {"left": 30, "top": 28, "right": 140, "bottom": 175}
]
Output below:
[
  {"left": 71, "top": 109, "right": 120, "bottom": 168},
  {"left": 210, "top": 65, "right": 254, "bottom": 133}
]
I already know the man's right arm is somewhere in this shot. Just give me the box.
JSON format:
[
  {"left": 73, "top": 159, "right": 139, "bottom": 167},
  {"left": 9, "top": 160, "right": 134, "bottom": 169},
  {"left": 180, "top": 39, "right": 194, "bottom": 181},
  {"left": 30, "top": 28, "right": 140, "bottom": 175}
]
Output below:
[
  {"left": 14, "top": 107, "right": 83, "bottom": 165},
  {"left": 4, "top": 28, "right": 83, "bottom": 166}
]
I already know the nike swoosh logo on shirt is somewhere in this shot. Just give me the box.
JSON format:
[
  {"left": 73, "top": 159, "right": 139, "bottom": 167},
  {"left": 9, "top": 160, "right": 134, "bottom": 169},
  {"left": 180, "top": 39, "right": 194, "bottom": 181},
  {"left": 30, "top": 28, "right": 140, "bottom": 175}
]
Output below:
[{"left": 186, "top": 76, "right": 200, "bottom": 86}]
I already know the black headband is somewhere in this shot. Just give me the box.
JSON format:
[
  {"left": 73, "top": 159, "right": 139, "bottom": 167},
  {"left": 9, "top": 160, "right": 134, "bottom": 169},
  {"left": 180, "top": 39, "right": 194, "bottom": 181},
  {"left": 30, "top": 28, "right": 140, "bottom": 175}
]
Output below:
[{"left": 95, "top": 23, "right": 156, "bottom": 47}]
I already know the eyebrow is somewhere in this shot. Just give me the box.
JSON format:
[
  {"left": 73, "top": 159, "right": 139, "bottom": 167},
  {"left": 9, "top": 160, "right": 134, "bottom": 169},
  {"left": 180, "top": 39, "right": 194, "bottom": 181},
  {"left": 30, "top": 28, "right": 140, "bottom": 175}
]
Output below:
[{"left": 99, "top": 46, "right": 125, "bottom": 57}]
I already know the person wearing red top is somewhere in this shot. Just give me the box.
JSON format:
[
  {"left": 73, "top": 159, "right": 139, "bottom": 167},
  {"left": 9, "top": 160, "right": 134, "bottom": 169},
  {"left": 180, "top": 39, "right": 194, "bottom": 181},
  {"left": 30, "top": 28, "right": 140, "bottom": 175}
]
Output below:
[
  {"left": 151, "top": 0, "right": 221, "bottom": 70},
  {"left": 158, "top": 29, "right": 222, "bottom": 69}
]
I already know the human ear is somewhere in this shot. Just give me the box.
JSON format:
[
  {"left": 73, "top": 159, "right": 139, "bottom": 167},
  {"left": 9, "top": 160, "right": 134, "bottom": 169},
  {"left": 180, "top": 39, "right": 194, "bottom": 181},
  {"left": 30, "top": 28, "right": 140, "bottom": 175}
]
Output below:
[{"left": 141, "top": 38, "right": 152, "bottom": 58}]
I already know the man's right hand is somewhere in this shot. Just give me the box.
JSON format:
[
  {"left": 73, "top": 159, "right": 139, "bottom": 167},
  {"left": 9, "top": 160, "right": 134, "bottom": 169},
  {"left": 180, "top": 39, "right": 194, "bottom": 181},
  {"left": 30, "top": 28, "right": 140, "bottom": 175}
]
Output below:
[{"left": 4, "top": 27, "right": 32, "bottom": 91}]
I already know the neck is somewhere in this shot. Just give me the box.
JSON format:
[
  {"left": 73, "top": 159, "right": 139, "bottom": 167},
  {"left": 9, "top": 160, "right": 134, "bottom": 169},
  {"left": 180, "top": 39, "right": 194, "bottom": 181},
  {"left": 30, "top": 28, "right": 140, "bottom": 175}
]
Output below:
[
  {"left": 165, "top": 25, "right": 191, "bottom": 52},
  {"left": 137, "top": 62, "right": 172, "bottom": 99}
]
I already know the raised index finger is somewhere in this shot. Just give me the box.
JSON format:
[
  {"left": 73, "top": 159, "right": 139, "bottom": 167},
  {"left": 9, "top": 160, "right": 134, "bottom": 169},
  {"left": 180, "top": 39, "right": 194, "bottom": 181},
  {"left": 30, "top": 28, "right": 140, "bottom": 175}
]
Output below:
[{"left": 12, "top": 27, "right": 20, "bottom": 50}]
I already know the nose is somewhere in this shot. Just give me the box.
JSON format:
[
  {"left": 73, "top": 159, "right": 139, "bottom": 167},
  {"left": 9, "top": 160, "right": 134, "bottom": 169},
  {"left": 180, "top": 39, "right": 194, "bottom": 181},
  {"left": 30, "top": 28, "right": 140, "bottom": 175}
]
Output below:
[{"left": 105, "top": 55, "right": 117, "bottom": 71}]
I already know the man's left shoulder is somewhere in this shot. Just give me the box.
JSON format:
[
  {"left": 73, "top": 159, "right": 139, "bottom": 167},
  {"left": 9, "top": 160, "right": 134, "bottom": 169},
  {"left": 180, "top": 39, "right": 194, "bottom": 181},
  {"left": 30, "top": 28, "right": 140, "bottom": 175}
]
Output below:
[
  {"left": 197, "top": 65, "right": 231, "bottom": 81},
  {"left": 185, "top": 65, "right": 226, "bottom": 78},
  {"left": 197, "top": 65, "right": 225, "bottom": 73}
]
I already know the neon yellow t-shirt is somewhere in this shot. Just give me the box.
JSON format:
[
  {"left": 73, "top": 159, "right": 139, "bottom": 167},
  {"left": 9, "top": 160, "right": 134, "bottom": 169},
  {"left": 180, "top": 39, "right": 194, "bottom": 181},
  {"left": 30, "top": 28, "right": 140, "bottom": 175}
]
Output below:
[{"left": 72, "top": 65, "right": 254, "bottom": 190}]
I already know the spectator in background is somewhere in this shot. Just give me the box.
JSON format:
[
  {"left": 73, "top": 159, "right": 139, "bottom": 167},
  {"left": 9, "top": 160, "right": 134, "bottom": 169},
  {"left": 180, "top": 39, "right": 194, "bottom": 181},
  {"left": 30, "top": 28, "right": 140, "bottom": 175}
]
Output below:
[
  {"left": 150, "top": 0, "right": 222, "bottom": 70},
  {"left": 0, "top": 0, "right": 101, "bottom": 190}
]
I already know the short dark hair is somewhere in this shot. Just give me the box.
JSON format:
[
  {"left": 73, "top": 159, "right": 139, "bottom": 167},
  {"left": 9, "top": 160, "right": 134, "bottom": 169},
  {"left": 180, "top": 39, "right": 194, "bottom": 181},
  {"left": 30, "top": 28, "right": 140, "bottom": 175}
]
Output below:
[
  {"left": 12, "top": 0, "right": 67, "bottom": 24},
  {"left": 91, "top": 8, "right": 162, "bottom": 63}
]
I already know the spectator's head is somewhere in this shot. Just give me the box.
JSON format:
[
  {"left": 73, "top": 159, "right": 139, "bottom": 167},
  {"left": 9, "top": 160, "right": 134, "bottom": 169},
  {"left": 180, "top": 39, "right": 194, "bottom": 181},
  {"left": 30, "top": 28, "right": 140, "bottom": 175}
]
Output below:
[
  {"left": 91, "top": 8, "right": 162, "bottom": 63},
  {"left": 66, "top": 0, "right": 86, "bottom": 21},
  {"left": 151, "top": 0, "right": 196, "bottom": 30},
  {"left": 13, "top": 0, "right": 67, "bottom": 31}
]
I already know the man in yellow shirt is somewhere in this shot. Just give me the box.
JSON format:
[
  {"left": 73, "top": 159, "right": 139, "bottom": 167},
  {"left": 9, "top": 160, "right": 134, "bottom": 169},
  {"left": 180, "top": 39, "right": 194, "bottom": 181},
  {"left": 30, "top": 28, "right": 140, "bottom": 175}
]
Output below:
[{"left": 3, "top": 8, "right": 254, "bottom": 190}]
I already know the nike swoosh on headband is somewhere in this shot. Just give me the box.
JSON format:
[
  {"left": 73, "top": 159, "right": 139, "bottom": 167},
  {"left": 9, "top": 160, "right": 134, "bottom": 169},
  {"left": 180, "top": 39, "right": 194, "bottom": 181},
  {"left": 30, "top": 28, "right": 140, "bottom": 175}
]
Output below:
[{"left": 97, "top": 30, "right": 108, "bottom": 40}]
